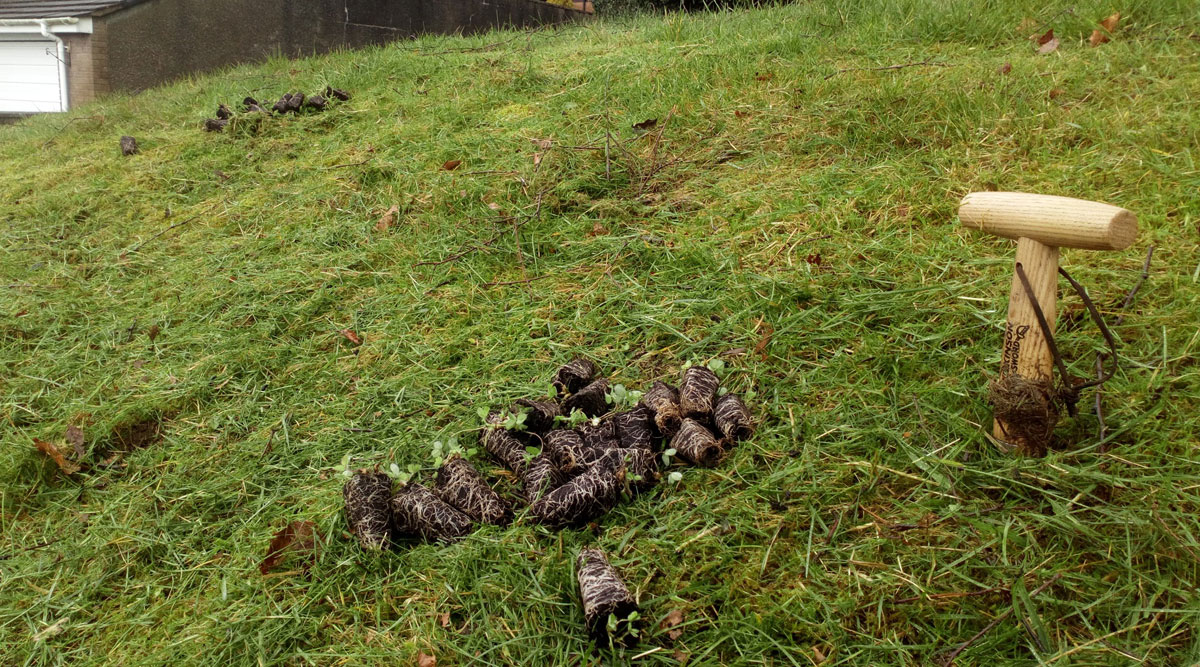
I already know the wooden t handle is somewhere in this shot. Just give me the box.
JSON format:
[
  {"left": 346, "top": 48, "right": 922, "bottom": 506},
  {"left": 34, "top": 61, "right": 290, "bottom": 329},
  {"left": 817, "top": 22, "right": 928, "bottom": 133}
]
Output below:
[{"left": 960, "top": 192, "right": 1137, "bottom": 250}]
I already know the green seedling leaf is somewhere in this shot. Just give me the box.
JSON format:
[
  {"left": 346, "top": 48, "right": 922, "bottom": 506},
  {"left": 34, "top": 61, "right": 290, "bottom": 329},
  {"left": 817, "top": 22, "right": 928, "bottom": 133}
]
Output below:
[{"left": 668, "top": 471, "right": 683, "bottom": 483}]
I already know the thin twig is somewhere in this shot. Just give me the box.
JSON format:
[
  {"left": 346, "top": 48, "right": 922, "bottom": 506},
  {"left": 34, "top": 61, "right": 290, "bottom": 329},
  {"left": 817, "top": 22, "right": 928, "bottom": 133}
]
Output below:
[
  {"left": 129, "top": 215, "right": 202, "bottom": 252},
  {"left": 824, "top": 59, "right": 952, "bottom": 80},
  {"left": 1093, "top": 244, "right": 1154, "bottom": 447},
  {"left": 940, "top": 573, "right": 1063, "bottom": 666}
]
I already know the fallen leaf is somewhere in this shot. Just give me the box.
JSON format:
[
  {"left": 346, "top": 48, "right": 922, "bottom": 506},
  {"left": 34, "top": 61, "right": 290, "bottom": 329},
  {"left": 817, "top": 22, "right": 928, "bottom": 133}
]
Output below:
[
  {"left": 1089, "top": 30, "right": 1110, "bottom": 47},
  {"left": 530, "top": 138, "right": 552, "bottom": 150},
  {"left": 673, "top": 650, "right": 689, "bottom": 665},
  {"left": 340, "top": 329, "right": 362, "bottom": 346},
  {"left": 1036, "top": 29, "right": 1065, "bottom": 54},
  {"left": 442, "top": 160, "right": 462, "bottom": 171},
  {"left": 147, "top": 324, "right": 160, "bottom": 342},
  {"left": 754, "top": 321, "right": 774, "bottom": 361},
  {"left": 65, "top": 425, "right": 85, "bottom": 458},
  {"left": 1049, "top": 88, "right": 1065, "bottom": 99},
  {"left": 34, "top": 439, "right": 80, "bottom": 475},
  {"left": 1099, "top": 12, "right": 1120, "bottom": 32},
  {"left": 806, "top": 253, "right": 822, "bottom": 266},
  {"left": 1034, "top": 28, "right": 1056, "bottom": 46},
  {"left": 375, "top": 205, "right": 400, "bottom": 232},
  {"left": 997, "top": 62, "right": 1012, "bottom": 75},
  {"left": 813, "top": 645, "right": 827, "bottom": 664},
  {"left": 661, "top": 608, "right": 685, "bottom": 640},
  {"left": 439, "top": 612, "right": 451, "bottom": 627},
  {"left": 632, "top": 118, "right": 658, "bottom": 131},
  {"left": 533, "top": 152, "right": 543, "bottom": 167},
  {"left": 417, "top": 652, "right": 437, "bottom": 667},
  {"left": 734, "top": 109, "right": 751, "bottom": 118},
  {"left": 754, "top": 72, "right": 774, "bottom": 81},
  {"left": 260, "top": 520, "right": 319, "bottom": 575}
]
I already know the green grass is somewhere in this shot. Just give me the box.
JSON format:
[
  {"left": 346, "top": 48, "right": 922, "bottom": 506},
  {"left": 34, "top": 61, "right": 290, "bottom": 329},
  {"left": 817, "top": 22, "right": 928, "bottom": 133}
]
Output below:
[{"left": 3, "top": 1, "right": 1199, "bottom": 664}]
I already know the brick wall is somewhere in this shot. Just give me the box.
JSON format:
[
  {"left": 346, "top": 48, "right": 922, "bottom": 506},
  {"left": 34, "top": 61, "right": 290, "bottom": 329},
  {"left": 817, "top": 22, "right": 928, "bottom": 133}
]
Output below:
[{"left": 63, "top": 21, "right": 109, "bottom": 106}]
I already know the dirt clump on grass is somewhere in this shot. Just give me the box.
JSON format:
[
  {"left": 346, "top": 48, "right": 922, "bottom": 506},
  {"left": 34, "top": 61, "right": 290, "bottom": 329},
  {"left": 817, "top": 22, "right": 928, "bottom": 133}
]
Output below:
[
  {"left": 343, "top": 470, "right": 392, "bottom": 550},
  {"left": 576, "top": 546, "right": 640, "bottom": 646}
]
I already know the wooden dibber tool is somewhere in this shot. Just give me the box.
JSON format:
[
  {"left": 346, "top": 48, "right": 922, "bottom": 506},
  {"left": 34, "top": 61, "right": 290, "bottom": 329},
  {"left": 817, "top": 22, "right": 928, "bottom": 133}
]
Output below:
[{"left": 958, "top": 192, "right": 1137, "bottom": 454}]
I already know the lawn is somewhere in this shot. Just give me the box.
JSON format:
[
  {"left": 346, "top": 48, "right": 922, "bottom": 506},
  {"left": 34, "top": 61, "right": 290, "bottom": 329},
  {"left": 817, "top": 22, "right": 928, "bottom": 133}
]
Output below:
[{"left": 2, "top": 0, "right": 1199, "bottom": 664}]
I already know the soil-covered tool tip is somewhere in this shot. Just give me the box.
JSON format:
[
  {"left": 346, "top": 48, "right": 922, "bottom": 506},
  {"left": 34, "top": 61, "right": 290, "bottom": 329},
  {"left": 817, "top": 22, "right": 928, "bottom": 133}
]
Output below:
[
  {"left": 989, "top": 375, "right": 1059, "bottom": 456},
  {"left": 391, "top": 482, "right": 473, "bottom": 543},
  {"left": 576, "top": 546, "right": 640, "bottom": 645},
  {"left": 554, "top": 358, "right": 598, "bottom": 396},
  {"left": 343, "top": 470, "right": 392, "bottom": 550},
  {"left": 434, "top": 455, "right": 509, "bottom": 525},
  {"left": 671, "top": 418, "right": 723, "bottom": 467},
  {"left": 514, "top": 398, "right": 559, "bottom": 434},
  {"left": 713, "top": 393, "right": 753, "bottom": 443},
  {"left": 562, "top": 378, "right": 610, "bottom": 418},
  {"left": 529, "top": 459, "right": 622, "bottom": 529},
  {"left": 679, "top": 366, "right": 720, "bottom": 420},
  {"left": 640, "top": 381, "right": 683, "bottom": 438}
]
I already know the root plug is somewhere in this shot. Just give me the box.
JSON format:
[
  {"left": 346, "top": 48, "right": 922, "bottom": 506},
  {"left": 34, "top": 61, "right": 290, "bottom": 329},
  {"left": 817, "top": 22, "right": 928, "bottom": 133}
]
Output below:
[
  {"left": 303, "top": 94, "right": 327, "bottom": 112},
  {"left": 119, "top": 135, "right": 139, "bottom": 156},
  {"left": 325, "top": 86, "right": 351, "bottom": 101},
  {"left": 216, "top": 103, "right": 232, "bottom": 120},
  {"left": 713, "top": 393, "right": 753, "bottom": 443},
  {"left": 612, "top": 406, "right": 655, "bottom": 450},
  {"left": 523, "top": 453, "right": 565, "bottom": 504},
  {"left": 562, "top": 378, "right": 610, "bottom": 418},
  {"left": 391, "top": 482, "right": 473, "bottom": 543},
  {"left": 640, "top": 381, "right": 682, "bottom": 438},
  {"left": 343, "top": 470, "right": 392, "bottom": 550},
  {"left": 514, "top": 398, "right": 560, "bottom": 434},
  {"left": 285, "top": 92, "right": 305, "bottom": 113},
  {"left": 580, "top": 419, "right": 619, "bottom": 450},
  {"left": 671, "top": 418, "right": 723, "bottom": 467},
  {"left": 544, "top": 429, "right": 603, "bottom": 474},
  {"left": 576, "top": 546, "right": 640, "bottom": 645},
  {"left": 481, "top": 415, "right": 528, "bottom": 474},
  {"left": 529, "top": 459, "right": 622, "bottom": 529},
  {"left": 434, "top": 455, "right": 509, "bottom": 525},
  {"left": 679, "top": 366, "right": 719, "bottom": 421},
  {"left": 610, "top": 447, "right": 658, "bottom": 493},
  {"left": 203, "top": 118, "right": 228, "bottom": 132},
  {"left": 554, "top": 357, "right": 598, "bottom": 396}
]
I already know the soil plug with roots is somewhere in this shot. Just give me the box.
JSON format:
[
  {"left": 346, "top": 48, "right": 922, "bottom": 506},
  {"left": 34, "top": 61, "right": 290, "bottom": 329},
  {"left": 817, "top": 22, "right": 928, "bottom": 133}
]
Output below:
[
  {"left": 523, "top": 453, "right": 565, "bottom": 504},
  {"left": 563, "top": 378, "right": 610, "bottom": 418},
  {"left": 714, "top": 393, "right": 753, "bottom": 443},
  {"left": 671, "top": 419, "right": 723, "bottom": 467},
  {"left": 514, "top": 398, "right": 559, "bottom": 434},
  {"left": 434, "top": 455, "right": 509, "bottom": 525},
  {"left": 554, "top": 358, "right": 598, "bottom": 396},
  {"left": 576, "top": 546, "right": 640, "bottom": 645},
  {"left": 611, "top": 447, "right": 658, "bottom": 493},
  {"left": 343, "top": 470, "right": 392, "bottom": 550},
  {"left": 580, "top": 419, "right": 619, "bottom": 450},
  {"left": 481, "top": 416, "right": 528, "bottom": 474},
  {"left": 640, "top": 381, "right": 683, "bottom": 438},
  {"left": 679, "top": 366, "right": 720, "bottom": 421},
  {"left": 529, "top": 457, "right": 623, "bottom": 528},
  {"left": 612, "top": 406, "right": 656, "bottom": 450},
  {"left": 391, "top": 483, "right": 473, "bottom": 543},
  {"left": 545, "top": 429, "right": 602, "bottom": 474}
]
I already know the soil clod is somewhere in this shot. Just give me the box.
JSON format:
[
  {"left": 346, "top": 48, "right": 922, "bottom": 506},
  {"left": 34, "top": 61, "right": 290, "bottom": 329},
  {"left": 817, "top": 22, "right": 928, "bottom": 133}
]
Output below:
[
  {"left": 343, "top": 470, "right": 392, "bottom": 550},
  {"left": 434, "top": 455, "right": 509, "bottom": 525},
  {"left": 216, "top": 104, "right": 232, "bottom": 120},
  {"left": 562, "top": 378, "right": 610, "bottom": 418},
  {"left": 612, "top": 406, "right": 656, "bottom": 450},
  {"left": 545, "top": 429, "right": 602, "bottom": 474},
  {"left": 326, "top": 86, "right": 351, "bottom": 101},
  {"left": 713, "top": 393, "right": 753, "bottom": 443},
  {"left": 641, "top": 381, "right": 683, "bottom": 438},
  {"left": 529, "top": 459, "right": 622, "bottom": 528},
  {"left": 610, "top": 447, "right": 658, "bottom": 493},
  {"left": 523, "top": 453, "right": 565, "bottom": 504},
  {"left": 515, "top": 398, "right": 560, "bottom": 434},
  {"left": 481, "top": 416, "right": 529, "bottom": 474},
  {"left": 580, "top": 419, "right": 619, "bottom": 450},
  {"left": 576, "top": 546, "right": 640, "bottom": 645},
  {"left": 119, "top": 135, "right": 139, "bottom": 156},
  {"left": 203, "top": 118, "right": 228, "bottom": 132},
  {"left": 391, "top": 482, "right": 474, "bottom": 543},
  {"left": 679, "top": 366, "right": 720, "bottom": 420},
  {"left": 671, "top": 418, "right": 723, "bottom": 467},
  {"left": 554, "top": 357, "right": 598, "bottom": 396}
]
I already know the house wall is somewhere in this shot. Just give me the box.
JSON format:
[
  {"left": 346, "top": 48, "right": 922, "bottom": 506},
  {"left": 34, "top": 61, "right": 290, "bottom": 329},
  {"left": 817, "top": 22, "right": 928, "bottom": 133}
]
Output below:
[
  {"left": 100, "top": 0, "right": 584, "bottom": 94},
  {"left": 62, "top": 20, "right": 109, "bottom": 105}
]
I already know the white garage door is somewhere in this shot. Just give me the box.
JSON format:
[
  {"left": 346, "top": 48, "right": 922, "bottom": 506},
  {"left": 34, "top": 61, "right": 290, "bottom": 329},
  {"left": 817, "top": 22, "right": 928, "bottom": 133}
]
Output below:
[{"left": 0, "top": 39, "right": 64, "bottom": 113}]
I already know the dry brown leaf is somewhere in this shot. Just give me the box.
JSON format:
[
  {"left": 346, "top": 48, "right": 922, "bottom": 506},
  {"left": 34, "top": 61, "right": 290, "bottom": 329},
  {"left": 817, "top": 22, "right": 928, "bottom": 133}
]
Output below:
[
  {"left": 997, "top": 62, "right": 1012, "bottom": 75},
  {"left": 147, "top": 324, "right": 160, "bottom": 342},
  {"left": 530, "top": 138, "right": 552, "bottom": 150},
  {"left": 375, "top": 205, "right": 400, "bottom": 232},
  {"left": 813, "top": 645, "right": 827, "bottom": 664},
  {"left": 1049, "top": 88, "right": 1066, "bottom": 99},
  {"left": 439, "top": 612, "right": 451, "bottom": 627},
  {"left": 734, "top": 109, "right": 751, "bottom": 118},
  {"left": 661, "top": 608, "right": 685, "bottom": 640},
  {"left": 1089, "top": 30, "right": 1110, "bottom": 47},
  {"left": 1035, "top": 28, "right": 1056, "bottom": 46},
  {"left": 442, "top": 160, "right": 462, "bottom": 171},
  {"left": 34, "top": 439, "right": 80, "bottom": 475},
  {"left": 340, "top": 329, "right": 363, "bottom": 346},
  {"left": 260, "top": 520, "right": 318, "bottom": 575},
  {"left": 632, "top": 118, "right": 658, "bottom": 131},
  {"left": 673, "top": 650, "right": 690, "bottom": 665},
  {"left": 533, "top": 152, "right": 543, "bottom": 167},
  {"left": 65, "top": 425, "right": 85, "bottom": 458},
  {"left": 755, "top": 320, "right": 774, "bottom": 361},
  {"left": 417, "top": 652, "right": 437, "bottom": 667},
  {"left": 1099, "top": 12, "right": 1121, "bottom": 32},
  {"left": 1037, "top": 35, "right": 1060, "bottom": 55},
  {"left": 754, "top": 72, "right": 774, "bottom": 81}
]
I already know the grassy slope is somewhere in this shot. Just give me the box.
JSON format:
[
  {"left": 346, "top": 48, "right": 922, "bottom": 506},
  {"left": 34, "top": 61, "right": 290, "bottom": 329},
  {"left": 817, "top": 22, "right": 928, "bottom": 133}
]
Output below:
[{"left": 2, "top": 1, "right": 1199, "bottom": 664}]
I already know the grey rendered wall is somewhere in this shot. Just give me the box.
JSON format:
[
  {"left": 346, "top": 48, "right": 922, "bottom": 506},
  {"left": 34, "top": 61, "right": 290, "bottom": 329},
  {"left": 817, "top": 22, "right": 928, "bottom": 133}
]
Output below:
[{"left": 101, "top": 0, "right": 583, "bottom": 93}]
